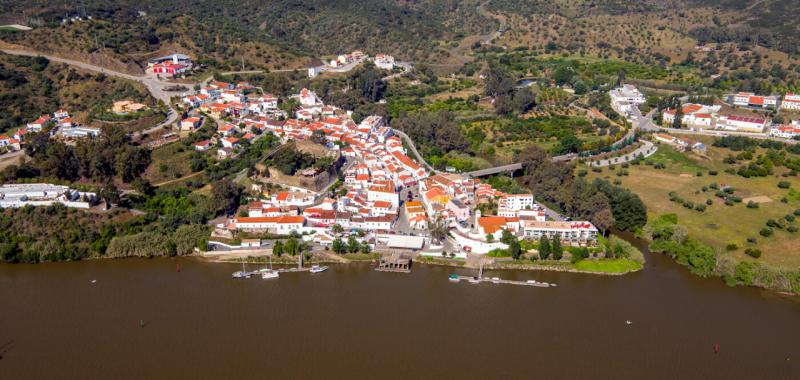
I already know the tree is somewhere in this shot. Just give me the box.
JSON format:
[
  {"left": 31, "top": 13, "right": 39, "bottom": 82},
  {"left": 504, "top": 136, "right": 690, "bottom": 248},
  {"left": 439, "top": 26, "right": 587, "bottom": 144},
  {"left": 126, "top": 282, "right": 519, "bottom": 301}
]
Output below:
[
  {"left": 331, "top": 224, "right": 344, "bottom": 235},
  {"left": 553, "top": 66, "right": 575, "bottom": 85},
  {"left": 509, "top": 239, "right": 522, "bottom": 260},
  {"left": 212, "top": 179, "right": 241, "bottom": 216},
  {"left": 331, "top": 238, "right": 346, "bottom": 254},
  {"left": 284, "top": 237, "right": 299, "bottom": 256},
  {"left": 538, "top": 236, "right": 551, "bottom": 259},
  {"left": 672, "top": 102, "right": 684, "bottom": 129},
  {"left": 486, "top": 234, "right": 494, "bottom": 243},
  {"left": 132, "top": 178, "right": 154, "bottom": 196},
  {"left": 500, "top": 229, "right": 515, "bottom": 245},
  {"left": 511, "top": 87, "right": 536, "bottom": 114},
  {"left": 552, "top": 234, "right": 563, "bottom": 261},
  {"left": 99, "top": 181, "right": 120, "bottom": 206},
  {"left": 428, "top": 216, "right": 449, "bottom": 244},
  {"left": 347, "top": 236, "right": 360, "bottom": 253},
  {"left": 115, "top": 146, "right": 151, "bottom": 183},
  {"left": 273, "top": 240, "right": 284, "bottom": 257}
]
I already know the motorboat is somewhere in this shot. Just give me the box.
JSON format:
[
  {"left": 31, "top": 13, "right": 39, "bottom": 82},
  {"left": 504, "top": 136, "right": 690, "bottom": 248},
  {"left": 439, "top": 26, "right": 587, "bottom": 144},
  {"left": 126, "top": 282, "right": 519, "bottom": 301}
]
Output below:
[{"left": 310, "top": 265, "right": 328, "bottom": 273}]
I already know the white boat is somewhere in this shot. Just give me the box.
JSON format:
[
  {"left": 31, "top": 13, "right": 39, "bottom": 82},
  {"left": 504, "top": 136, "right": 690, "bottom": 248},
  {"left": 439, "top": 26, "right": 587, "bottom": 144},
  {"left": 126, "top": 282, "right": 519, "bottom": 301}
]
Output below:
[
  {"left": 310, "top": 265, "right": 328, "bottom": 273},
  {"left": 261, "top": 270, "right": 279, "bottom": 279},
  {"left": 261, "top": 257, "right": 279, "bottom": 279},
  {"left": 232, "top": 259, "right": 249, "bottom": 279}
]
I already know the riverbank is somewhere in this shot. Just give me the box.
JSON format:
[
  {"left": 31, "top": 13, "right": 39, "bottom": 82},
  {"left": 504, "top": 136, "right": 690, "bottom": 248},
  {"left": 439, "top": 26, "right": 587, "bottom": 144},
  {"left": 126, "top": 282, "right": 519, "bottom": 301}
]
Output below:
[{"left": 204, "top": 250, "right": 644, "bottom": 276}]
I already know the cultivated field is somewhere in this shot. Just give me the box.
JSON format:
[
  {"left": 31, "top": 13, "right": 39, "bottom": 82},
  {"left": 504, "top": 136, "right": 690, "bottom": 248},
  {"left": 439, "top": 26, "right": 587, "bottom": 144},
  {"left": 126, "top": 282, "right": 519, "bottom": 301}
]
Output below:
[{"left": 590, "top": 142, "right": 800, "bottom": 269}]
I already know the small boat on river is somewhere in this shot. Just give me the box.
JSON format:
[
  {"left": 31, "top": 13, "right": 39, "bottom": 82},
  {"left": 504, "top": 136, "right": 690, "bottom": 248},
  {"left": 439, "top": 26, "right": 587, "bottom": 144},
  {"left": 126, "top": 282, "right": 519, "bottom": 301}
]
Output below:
[{"left": 310, "top": 265, "right": 328, "bottom": 273}]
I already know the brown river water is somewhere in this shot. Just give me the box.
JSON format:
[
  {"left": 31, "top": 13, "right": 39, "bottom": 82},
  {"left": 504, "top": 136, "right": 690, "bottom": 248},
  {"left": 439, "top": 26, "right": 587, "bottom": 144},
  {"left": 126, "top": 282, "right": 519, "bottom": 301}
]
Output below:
[{"left": 1, "top": 238, "right": 799, "bottom": 379}]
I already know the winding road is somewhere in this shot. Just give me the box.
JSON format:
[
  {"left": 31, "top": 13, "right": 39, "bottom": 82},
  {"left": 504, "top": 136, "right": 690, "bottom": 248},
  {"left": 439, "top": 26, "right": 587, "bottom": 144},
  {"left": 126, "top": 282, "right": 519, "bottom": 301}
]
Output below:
[{"left": 1, "top": 48, "right": 186, "bottom": 135}]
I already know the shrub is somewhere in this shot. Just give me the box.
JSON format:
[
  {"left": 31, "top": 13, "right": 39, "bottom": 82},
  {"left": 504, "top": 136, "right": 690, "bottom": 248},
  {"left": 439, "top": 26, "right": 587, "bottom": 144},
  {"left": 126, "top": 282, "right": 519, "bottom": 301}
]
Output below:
[
  {"left": 694, "top": 204, "right": 706, "bottom": 212},
  {"left": 759, "top": 227, "right": 774, "bottom": 237},
  {"left": 725, "top": 199, "right": 734, "bottom": 206},
  {"left": 788, "top": 225, "right": 799, "bottom": 233},
  {"left": 654, "top": 163, "right": 666, "bottom": 169},
  {"left": 725, "top": 243, "right": 738, "bottom": 251},
  {"left": 777, "top": 181, "right": 791, "bottom": 189},
  {"left": 795, "top": 209, "right": 800, "bottom": 216},
  {"left": 577, "top": 169, "right": 588, "bottom": 177},
  {"left": 708, "top": 170, "right": 718, "bottom": 176},
  {"left": 709, "top": 182, "right": 719, "bottom": 190},
  {"left": 706, "top": 199, "right": 713, "bottom": 206},
  {"left": 696, "top": 171, "right": 703, "bottom": 177},
  {"left": 746, "top": 237, "right": 757, "bottom": 244},
  {"left": 744, "top": 248, "right": 762, "bottom": 258},
  {"left": 592, "top": 167, "right": 602, "bottom": 173},
  {"left": 746, "top": 201, "right": 759, "bottom": 209},
  {"left": 702, "top": 186, "right": 708, "bottom": 192},
  {"left": 785, "top": 214, "right": 796, "bottom": 222}
]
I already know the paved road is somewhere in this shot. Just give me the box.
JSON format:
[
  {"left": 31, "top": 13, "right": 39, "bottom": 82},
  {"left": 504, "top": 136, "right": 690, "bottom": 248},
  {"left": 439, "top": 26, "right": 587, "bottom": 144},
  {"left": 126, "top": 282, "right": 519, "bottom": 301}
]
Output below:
[
  {"left": 657, "top": 126, "right": 798, "bottom": 144},
  {"left": 1, "top": 48, "right": 190, "bottom": 136},
  {"left": 391, "top": 128, "right": 435, "bottom": 172},
  {"left": 589, "top": 140, "right": 657, "bottom": 167}
]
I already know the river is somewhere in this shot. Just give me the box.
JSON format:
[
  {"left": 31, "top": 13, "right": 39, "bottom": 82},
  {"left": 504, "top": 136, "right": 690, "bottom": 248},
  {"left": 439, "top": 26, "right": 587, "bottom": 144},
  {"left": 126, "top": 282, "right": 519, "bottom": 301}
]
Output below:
[{"left": 1, "top": 238, "right": 798, "bottom": 379}]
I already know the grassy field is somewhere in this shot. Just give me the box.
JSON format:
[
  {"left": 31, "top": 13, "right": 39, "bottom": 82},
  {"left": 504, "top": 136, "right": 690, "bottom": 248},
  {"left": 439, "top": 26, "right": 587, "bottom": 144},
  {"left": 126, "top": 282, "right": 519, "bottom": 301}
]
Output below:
[
  {"left": 589, "top": 142, "right": 800, "bottom": 269},
  {"left": 144, "top": 142, "right": 203, "bottom": 185},
  {"left": 573, "top": 258, "right": 643, "bottom": 273}
]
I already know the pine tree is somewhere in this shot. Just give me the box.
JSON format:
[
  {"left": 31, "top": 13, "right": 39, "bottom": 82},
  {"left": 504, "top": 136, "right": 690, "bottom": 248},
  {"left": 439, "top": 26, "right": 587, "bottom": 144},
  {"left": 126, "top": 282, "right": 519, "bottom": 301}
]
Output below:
[
  {"left": 672, "top": 102, "right": 684, "bottom": 129},
  {"left": 538, "top": 236, "right": 551, "bottom": 260},
  {"left": 552, "top": 234, "right": 563, "bottom": 261}
]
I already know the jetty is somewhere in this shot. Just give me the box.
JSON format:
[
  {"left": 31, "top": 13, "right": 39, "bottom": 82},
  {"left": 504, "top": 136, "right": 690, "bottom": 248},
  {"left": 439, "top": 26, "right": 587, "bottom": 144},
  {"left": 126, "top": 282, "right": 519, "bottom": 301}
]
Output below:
[
  {"left": 375, "top": 253, "right": 411, "bottom": 273},
  {"left": 448, "top": 263, "right": 555, "bottom": 288}
]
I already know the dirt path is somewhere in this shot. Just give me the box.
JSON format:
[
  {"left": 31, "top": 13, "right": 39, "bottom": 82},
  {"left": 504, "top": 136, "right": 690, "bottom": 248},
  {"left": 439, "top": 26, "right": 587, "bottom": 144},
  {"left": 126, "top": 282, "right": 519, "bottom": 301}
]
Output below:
[{"left": 153, "top": 171, "right": 204, "bottom": 188}]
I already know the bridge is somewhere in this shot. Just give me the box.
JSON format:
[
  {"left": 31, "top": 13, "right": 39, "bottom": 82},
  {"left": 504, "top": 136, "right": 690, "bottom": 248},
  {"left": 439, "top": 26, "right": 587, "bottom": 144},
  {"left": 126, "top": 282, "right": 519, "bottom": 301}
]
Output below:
[
  {"left": 464, "top": 163, "right": 523, "bottom": 177},
  {"left": 463, "top": 153, "right": 577, "bottom": 177}
]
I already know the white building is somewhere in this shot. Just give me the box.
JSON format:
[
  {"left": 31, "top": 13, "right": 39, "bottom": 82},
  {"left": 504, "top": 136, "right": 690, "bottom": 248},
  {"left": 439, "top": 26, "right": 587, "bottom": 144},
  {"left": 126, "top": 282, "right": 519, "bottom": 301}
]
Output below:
[
  {"left": 769, "top": 125, "right": 800, "bottom": 139},
  {"left": 374, "top": 54, "right": 395, "bottom": 70},
  {"left": 58, "top": 126, "right": 101, "bottom": 139},
  {"left": 733, "top": 92, "right": 779, "bottom": 109},
  {"left": 781, "top": 94, "right": 800, "bottom": 111},
  {"left": 662, "top": 103, "right": 720, "bottom": 129},
  {"left": 497, "top": 194, "right": 534, "bottom": 213},
  {"left": 521, "top": 220, "right": 599, "bottom": 246},
  {"left": 233, "top": 216, "right": 305, "bottom": 233},
  {"left": 0, "top": 183, "right": 96, "bottom": 209},
  {"left": 366, "top": 183, "right": 399, "bottom": 209},
  {"left": 715, "top": 115, "right": 767, "bottom": 133},
  {"left": 609, "top": 84, "right": 646, "bottom": 116}
]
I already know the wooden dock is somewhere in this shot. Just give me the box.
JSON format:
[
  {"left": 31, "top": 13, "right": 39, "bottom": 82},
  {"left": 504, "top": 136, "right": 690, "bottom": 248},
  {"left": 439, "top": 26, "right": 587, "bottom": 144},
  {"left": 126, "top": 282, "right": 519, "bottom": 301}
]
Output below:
[
  {"left": 375, "top": 253, "right": 411, "bottom": 273},
  {"left": 449, "top": 275, "right": 555, "bottom": 288}
]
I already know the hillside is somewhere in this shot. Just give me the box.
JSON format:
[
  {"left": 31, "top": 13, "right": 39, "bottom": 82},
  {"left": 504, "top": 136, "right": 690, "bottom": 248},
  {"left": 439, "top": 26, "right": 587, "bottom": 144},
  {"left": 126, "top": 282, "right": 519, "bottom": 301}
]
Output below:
[
  {"left": 1, "top": 0, "right": 797, "bottom": 74},
  {"left": 0, "top": 52, "right": 155, "bottom": 133},
  {"left": 0, "top": 0, "right": 491, "bottom": 71}
]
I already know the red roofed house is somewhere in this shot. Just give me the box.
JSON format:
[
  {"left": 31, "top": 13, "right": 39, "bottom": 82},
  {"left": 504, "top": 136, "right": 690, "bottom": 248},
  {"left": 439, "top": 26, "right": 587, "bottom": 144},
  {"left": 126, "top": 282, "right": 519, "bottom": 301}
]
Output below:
[
  {"left": 194, "top": 140, "right": 214, "bottom": 151},
  {"left": 781, "top": 94, "right": 800, "bottom": 111},
  {"left": 234, "top": 216, "right": 306, "bottom": 233}
]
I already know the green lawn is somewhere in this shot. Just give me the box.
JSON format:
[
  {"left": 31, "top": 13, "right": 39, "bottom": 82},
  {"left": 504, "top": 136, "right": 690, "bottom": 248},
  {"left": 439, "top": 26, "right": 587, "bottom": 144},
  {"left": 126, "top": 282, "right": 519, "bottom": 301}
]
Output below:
[{"left": 573, "top": 258, "right": 643, "bottom": 273}]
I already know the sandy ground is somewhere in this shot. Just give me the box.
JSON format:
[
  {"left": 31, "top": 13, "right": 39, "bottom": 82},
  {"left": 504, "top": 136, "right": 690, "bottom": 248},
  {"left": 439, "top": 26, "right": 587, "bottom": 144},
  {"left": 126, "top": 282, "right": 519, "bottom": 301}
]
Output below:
[{"left": 743, "top": 195, "right": 772, "bottom": 204}]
